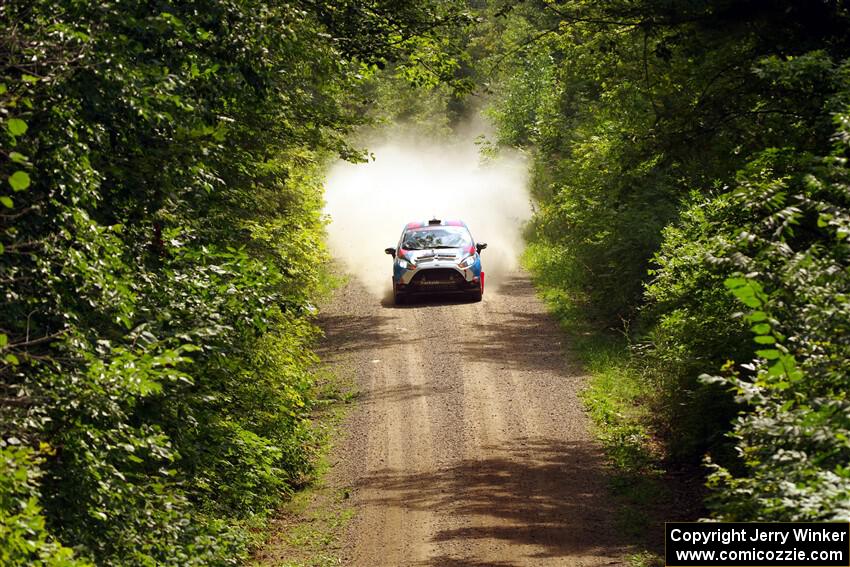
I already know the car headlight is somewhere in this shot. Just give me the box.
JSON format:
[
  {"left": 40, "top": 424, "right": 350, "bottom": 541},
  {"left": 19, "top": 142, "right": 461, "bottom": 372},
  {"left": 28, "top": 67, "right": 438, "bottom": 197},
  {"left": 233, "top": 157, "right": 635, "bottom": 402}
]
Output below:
[
  {"left": 398, "top": 258, "right": 416, "bottom": 270},
  {"left": 458, "top": 255, "right": 475, "bottom": 269}
]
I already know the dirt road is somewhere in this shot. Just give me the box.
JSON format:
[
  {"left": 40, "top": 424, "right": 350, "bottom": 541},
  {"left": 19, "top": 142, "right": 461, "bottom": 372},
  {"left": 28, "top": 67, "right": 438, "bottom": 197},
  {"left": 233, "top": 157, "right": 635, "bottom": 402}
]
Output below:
[{"left": 318, "top": 272, "right": 632, "bottom": 566}]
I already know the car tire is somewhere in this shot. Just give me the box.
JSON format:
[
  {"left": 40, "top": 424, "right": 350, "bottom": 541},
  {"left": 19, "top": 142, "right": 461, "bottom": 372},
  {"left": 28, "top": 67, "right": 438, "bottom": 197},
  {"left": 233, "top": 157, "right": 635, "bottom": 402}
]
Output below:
[
  {"left": 393, "top": 292, "right": 406, "bottom": 305},
  {"left": 468, "top": 289, "right": 482, "bottom": 302}
]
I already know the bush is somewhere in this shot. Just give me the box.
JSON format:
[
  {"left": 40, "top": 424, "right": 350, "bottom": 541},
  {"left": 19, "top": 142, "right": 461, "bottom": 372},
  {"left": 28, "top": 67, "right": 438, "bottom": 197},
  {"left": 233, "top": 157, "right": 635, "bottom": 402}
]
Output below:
[
  {"left": 701, "top": 117, "right": 850, "bottom": 521},
  {"left": 0, "top": 0, "right": 469, "bottom": 562},
  {"left": 484, "top": 0, "right": 850, "bottom": 521},
  {"left": 0, "top": 444, "right": 91, "bottom": 566}
]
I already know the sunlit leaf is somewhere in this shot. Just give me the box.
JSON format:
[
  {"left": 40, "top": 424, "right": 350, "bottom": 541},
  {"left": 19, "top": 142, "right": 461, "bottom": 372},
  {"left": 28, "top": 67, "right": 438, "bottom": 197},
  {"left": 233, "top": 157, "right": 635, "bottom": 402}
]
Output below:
[
  {"left": 6, "top": 118, "right": 27, "bottom": 136},
  {"left": 8, "top": 171, "right": 30, "bottom": 191}
]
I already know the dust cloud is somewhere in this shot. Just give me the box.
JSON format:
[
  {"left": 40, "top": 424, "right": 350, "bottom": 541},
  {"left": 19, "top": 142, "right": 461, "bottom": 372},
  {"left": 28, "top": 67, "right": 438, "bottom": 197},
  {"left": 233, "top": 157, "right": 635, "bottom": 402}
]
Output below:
[{"left": 324, "top": 129, "right": 531, "bottom": 297}]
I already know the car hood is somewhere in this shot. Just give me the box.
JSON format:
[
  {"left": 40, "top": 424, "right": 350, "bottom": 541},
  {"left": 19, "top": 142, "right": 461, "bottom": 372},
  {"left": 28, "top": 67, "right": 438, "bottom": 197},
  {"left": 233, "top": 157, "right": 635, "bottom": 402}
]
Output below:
[{"left": 401, "top": 248, "right": 470, "bottom": 263}]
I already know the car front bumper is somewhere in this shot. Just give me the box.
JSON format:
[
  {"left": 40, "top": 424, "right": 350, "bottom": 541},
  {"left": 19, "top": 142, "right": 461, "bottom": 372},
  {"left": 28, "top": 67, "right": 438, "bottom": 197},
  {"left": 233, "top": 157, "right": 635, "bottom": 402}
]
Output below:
[{"left": 395, "top": 263, "right": 480, "bottom": 294}]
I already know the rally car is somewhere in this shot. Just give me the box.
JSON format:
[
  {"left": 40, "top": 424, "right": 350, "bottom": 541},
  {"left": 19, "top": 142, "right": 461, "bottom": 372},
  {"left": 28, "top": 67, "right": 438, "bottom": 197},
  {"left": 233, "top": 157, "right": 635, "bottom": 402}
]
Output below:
[{"left": 384, "top": 219, "right": 486, "bottom": 305}]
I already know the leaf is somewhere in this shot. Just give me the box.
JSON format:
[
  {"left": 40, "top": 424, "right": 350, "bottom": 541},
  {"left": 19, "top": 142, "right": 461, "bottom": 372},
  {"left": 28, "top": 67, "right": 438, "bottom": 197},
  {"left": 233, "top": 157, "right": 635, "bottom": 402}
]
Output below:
[
  {"left": 21, "top": 74, "right": 39, "bottom": 84},
  {"left": 0, "top": 334, "right": 7, "bottom": 347},
  {"left": 756, "top": 349, "right": 781, "bottom": 360},
  {"left": 8, "top": 171, "right": 30, "bottom": 191},
  {"left": 6, "top": 118, "right": 27, "bottom": 136},
  {"left": 9, "top": 152, "right": 27, "bottom": 164},
  {"left": 746, "top": 311, "right": 768, "bottom": 322},
  {"left": 751, "top": 323, "right": 771, "bottom": 335},
  {"left": 767, "top": 360, "right": 786, "bottom": 377},
  {"left": 726, "top": 278, "right": 767, "bottom": 308},
  {"left": 0, "top": 196, "right": 12, "bottom": 208},
  {"left": 4, "top": 354, "right": 19, "bottom": 365},
  {"left": 754, "top": 335, "right": 776, "bottom": 344}
]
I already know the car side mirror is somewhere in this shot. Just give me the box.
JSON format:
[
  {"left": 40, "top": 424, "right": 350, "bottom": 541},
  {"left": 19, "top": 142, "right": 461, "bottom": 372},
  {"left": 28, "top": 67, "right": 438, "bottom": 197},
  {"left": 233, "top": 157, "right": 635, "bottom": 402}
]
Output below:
[
  {"left": 476, "top": 243, "right": 487, "bottom": 253},
  {"left": 385, "top": 247, "right": 396, "bottom": 257}
]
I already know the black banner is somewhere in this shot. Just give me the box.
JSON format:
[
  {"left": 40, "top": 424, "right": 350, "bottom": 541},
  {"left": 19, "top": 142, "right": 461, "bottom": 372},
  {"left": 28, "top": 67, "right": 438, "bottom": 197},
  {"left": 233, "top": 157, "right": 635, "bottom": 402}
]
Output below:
[{"left": 666, "top": 523, "right": 850, "bottom": 567}]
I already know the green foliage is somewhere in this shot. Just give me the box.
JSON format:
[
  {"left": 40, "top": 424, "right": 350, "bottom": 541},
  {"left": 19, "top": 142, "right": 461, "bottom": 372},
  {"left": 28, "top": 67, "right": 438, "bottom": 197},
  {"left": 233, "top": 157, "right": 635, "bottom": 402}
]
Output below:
[
  {"left": 699, "top": 121, "right": 850, "bottom": 520},
  {"left": 642, "top": 189, "right": 752, "bottom": 462},
  {"left": 0, "top": 444, "right": 91, "bottom": 566},
  {"left": 1, "top": 0, "right": 468, "bottom": 563},
  {"left": 482, "top": 0, "right": 850, "bottom": 520},
  {"left": 352, "top": 9, "right": 478, "bottom": 140}
]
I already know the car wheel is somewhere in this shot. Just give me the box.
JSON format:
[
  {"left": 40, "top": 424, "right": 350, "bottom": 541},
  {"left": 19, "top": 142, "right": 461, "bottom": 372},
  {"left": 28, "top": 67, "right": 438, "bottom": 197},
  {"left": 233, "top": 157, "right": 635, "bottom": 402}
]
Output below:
[
  {"left": 394, "top": 291, "right": 406, "bottom": 305},
  {"left": 468, "top": 289, "right": 482, "bottom": 302}
]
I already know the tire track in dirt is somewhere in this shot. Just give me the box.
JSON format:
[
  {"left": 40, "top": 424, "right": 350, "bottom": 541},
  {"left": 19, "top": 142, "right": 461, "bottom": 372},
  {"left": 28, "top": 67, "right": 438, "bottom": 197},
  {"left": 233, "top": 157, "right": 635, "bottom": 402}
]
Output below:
[{"left": 318, "top": 272, "right": 632, "bottom": 566}]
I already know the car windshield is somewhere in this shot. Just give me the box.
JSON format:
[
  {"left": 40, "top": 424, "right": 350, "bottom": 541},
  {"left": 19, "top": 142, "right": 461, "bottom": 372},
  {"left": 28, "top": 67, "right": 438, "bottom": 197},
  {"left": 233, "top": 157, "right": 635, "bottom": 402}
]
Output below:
[{"left": 402, "top": 226, "right": 472, "bottom": 250}]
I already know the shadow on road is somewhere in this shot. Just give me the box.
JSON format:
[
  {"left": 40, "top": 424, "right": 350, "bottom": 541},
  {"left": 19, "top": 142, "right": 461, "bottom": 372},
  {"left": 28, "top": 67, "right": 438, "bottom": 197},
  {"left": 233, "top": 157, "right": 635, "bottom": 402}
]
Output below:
[
  {"left": 418, "top": 557, "right": 519, "bottom": 567},
  {"left": 380, "top": 293, "right": 481, "bottom": 309},
  {"left": 463, "top": 310, "right": 571, "bottom": 373},
  {"left": 356, "top": 437, "right": 633, "bottom": 565},
  {"left": 357, "top": 382, "right": 456, "bottom": 407},
  {"left": 315, "top": 313, "right": 393, "bottom": 359}
]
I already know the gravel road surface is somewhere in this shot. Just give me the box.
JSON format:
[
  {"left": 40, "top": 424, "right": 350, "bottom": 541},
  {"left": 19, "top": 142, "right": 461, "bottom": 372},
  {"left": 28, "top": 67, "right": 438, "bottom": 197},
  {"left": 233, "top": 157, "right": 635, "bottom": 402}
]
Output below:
[{"left": 318, "top": 272, "right": 631, "bottom": 566}]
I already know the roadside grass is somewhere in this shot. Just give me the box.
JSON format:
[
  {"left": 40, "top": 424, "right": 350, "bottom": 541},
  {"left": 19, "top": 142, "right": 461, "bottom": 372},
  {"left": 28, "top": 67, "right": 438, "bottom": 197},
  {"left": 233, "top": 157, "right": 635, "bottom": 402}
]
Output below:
[
  {"left": 249, "top": 365, "right": 358, "bottom": 566},
  {"left": 524, "top": 244, "right": 668, "bottom": 567},
  {"left": 249, "top": 268, "right": 358, "bottom": 566},
  {"left": 569, "top": 329, "right": 667, "bottom": 567}
]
